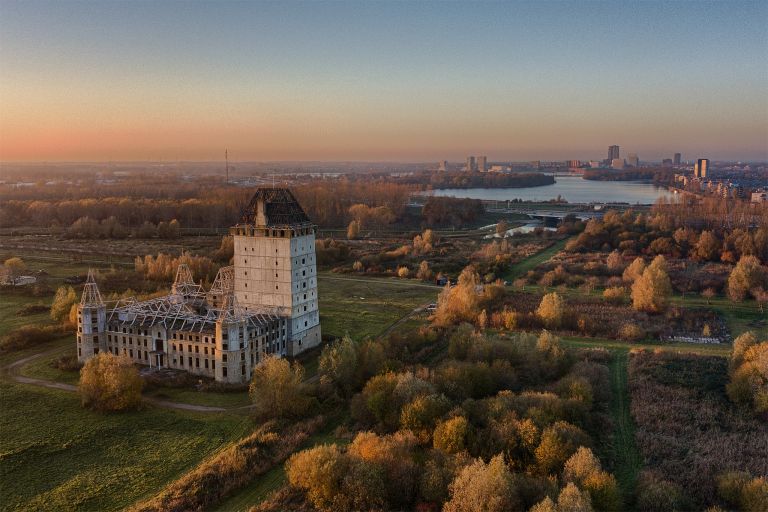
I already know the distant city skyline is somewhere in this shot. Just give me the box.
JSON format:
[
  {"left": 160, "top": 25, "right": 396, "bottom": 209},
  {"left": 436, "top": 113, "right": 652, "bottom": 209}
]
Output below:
[{"left": 1, "top": 0, "right": 766, "bottom": 162}]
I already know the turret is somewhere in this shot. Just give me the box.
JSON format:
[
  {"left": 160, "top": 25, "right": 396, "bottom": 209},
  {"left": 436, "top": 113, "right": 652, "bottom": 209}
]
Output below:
[{"left": 76, "top": 269, "right": 107, "bottom": 362}]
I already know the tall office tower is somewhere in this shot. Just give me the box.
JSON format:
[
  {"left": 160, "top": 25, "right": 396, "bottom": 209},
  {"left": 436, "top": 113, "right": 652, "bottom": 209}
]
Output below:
[
  {"left": 477, "top": 156, "right": 487, "bottom": 172},
  {"left": 466, "top": 156, "right": 476, "bottom": 172},
  {"left": 694, "top": 158, "right": 710, "bottom": 179},
  {"left": 232, "top": 188, "right": 321, "bottom": 353},
  {"left": 608, "top": 145, "right": 620, "bottom": 162},
  {"left": 627, "top": 153, "right": 639, "bottom": 167},
  {"left": 674, "top": 153, "right": 682, "bottom": 165},
  {"left": 438, "top": 160, "right": 448, "bottom": 172}
]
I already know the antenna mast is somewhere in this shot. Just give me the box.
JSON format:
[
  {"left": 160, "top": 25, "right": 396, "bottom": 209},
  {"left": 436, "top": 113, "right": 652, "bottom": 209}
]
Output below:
[{"left": 225, "top": 149, "right": 229, "bottom": 183}]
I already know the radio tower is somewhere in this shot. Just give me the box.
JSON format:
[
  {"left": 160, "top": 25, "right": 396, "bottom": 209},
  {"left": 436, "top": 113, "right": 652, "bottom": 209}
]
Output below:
[{"left": 225, "top": 149, "right": 229, "bottom": 183}]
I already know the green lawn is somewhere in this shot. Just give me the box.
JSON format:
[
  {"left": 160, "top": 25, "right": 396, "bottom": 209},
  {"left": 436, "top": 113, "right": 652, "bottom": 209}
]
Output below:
[
  {"left": 0, "top": 381, "right": 250, "bottom": 512},
  {"left": 318, "top": 273, "right": 438, "bottom": 340},
  {"left": 142, "top": 387, "right": 251, "bottom": 409}
]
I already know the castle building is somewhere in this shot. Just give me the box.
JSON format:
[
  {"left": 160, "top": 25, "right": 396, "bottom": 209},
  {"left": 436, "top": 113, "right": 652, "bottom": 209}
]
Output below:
[{"left": 76, "top": 188, "right": 321, "bottom": 383}]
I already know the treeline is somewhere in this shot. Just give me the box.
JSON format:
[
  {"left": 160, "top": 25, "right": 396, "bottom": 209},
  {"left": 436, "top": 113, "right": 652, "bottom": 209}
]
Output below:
[
  {"left": 422, "top": 196, "right": 485, "bottom": 226},
  {"left": 583, "top": 168, "right": 676, "bottom": 184},
  {"left": 398, "top": 171, "right": 555, "bottom": 189},
  {"left": 0, "top": 180, "right": 414, "bottom": 230},
  {"left": 65, "top": 217, "right": 182, "bottom": 239},
  {"left": 566, "top": 205, "right": 768, "bottom": 265}
]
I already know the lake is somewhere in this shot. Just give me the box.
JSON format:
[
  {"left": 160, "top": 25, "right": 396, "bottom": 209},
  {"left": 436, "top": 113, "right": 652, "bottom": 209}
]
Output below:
[{"left": 425, "top": 175, "right": 675, "bottom": 205}]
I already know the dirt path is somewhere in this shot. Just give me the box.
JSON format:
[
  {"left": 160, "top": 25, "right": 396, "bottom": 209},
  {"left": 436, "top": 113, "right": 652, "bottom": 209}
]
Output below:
[{"left": 3, "top": 347, "right": 230, "bottom": 413}]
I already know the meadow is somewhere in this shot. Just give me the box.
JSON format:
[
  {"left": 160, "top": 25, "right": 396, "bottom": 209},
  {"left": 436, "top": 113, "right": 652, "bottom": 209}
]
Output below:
[{"left": 0, "top": 379, "right": 250, "bottom": 512}]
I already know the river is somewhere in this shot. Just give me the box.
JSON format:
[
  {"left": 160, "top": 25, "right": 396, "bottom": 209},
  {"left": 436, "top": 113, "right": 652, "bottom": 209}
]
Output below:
[{"left": 424, "top": 175, "right": 675, "bottom": 205}]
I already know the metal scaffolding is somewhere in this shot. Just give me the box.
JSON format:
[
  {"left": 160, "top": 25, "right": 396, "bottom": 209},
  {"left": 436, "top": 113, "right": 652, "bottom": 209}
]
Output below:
[{"left": 80, "top": 269, "right": 104, "bottom": 307}]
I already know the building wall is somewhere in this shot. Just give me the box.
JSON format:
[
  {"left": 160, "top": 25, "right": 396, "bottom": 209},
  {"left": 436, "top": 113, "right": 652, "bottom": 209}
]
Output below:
[
  {"left": 94, "top": 317, "right": 287, "bottom": 384},
  {"left": 233, "top": 230, "right": 321, "bottom": 355}
]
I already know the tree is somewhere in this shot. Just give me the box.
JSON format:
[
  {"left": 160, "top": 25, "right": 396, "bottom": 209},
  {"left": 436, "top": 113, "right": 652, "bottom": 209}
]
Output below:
[
  {"left": 417, "top": 260, "right": 433, "bottom": 281},
  {"left": 728, "top": 255, "right": 767, "bottom": 302},
  {"left": 352, "top": 260, "right": 364, "bottom": 272},
  {"left": 538, "top": 292, "right": 565, "bottom": 328},
  {"left": 286, "top": 444, "right": 349, "bottom": 512},
  {"left": 347, "top": 220, "right": 360, "bottom": 240},
  {"left": 50, "top": 285, "right": 78, "bottom": 323},
  {"left": 631, "top": 255, "right": 671, "bottom": 313},
  {"left": 433, "top": 266, "right": 482, "bottom": 327},
  {"left": 535, "top": 421, "right": 591, "bottom": 475},
  {"left": 693, "top": 231, "right": 720, "bottom": 261},
  {"left": 563, "top": 447, "right": 620, "bottom": 512},
  {"left": 444, "top": 455, "right": 520, "bottom": 512},
  {"left": 79, "top": 352, "right": 143, "bottom": 411},
  {"left": 556, "top": 483, "right": 594, "bottom": 512},
  {"left": 622, "top": 257, "right": 645, "bottom": 283},
  {"left": 701, "top": 287, "right": 716, "bottom": 305},
  {"left": 433, "top": 416, "right": 470, "bottom": 454},
  {"left": 606, "top": 251, "right": 622, "bottom": 273},
  {"left": 727, "top": 335, "right": 768, "bottom": 415},
  {"left": 4, "top": 257, "right": 26, "bottom": 279},
  {"left": 318, "top": 335, "right": 358, "bottom": 397},
  {"left": 397, "top": 266, "right": 410, "bottom": 278},
  {"left": 249, "top": 355, "right": 311, "bottom": 419}
]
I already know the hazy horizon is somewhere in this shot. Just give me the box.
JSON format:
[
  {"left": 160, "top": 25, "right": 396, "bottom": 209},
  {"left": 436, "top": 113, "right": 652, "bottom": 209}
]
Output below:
[{"left": 1, "top": 0, "right": 767, "bottom": 162}]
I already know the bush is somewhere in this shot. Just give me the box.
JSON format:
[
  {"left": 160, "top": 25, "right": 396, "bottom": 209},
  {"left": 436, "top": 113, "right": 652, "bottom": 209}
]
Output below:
[
  {"left": 602, "top": 287, "right": 625, "bottom": 304},
  {"left": 618, "top": 323, "right": 644, "bottom": 341},
  {"left": 0, "top": 325, "right": 62, "bottom": 353},
  {"left": 79, "top": 352, "right": 143, "bottom": 411}
]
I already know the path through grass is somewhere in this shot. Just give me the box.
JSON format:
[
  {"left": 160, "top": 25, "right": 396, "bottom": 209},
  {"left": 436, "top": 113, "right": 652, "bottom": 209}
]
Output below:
[
  {"left": 501, "top": 236, "right": 571, "bottom": 282},
  {"left": 607, "top": 350, "right": 642, "bottom": 506}
]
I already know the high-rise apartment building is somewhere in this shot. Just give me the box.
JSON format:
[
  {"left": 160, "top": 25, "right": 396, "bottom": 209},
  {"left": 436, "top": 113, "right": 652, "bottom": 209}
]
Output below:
[
  {"left": 694, "top": 158, "right": 709, "bottom": 179},
  {"left": 627, "top": 153, "right": 639, "bottom": 167},
  {"left": 674, "top": 153, "right": 681, "bottom": 165},
  {"left": 438, "top": 160, "right": 448, "bottom": 172},
  {"left": 608, "top": 145, "right": 620, "bottom": 162},
  {"left": 466, "top": 156, "right": 476, "bottom": 172},
  {"left": 477, "top": 156, "right": 487, "bottom": 173}
]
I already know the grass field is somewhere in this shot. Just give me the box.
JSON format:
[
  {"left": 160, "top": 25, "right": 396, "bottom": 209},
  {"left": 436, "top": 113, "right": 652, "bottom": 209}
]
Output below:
[
  {"left": 317, "top": 273, "right": 438, "bottom": 340},
  {"left": 0, "top": 293, "right": 55, "bottom": 337},
  {"left": 0, "top": 380, "right": 250, "bottom": 512}
]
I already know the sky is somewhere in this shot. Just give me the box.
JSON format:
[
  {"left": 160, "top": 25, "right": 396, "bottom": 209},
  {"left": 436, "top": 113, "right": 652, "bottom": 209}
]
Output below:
[{"left": 0, "top": 0, "right": 766, "bottom": 162}]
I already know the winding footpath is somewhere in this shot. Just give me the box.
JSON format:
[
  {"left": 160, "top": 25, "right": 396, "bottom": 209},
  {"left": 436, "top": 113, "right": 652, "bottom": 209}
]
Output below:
[{"left": 3, "top": 347, "right": 230, "bottom": 413}]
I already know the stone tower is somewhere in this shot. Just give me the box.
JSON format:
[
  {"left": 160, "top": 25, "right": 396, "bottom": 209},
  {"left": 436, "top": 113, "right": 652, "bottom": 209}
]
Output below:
[
  {"left": 76, "top": 269, "right": 107, "bottom": 362},
  {"left": 230, "top": 188, "right": 321, "bottom": 355}
]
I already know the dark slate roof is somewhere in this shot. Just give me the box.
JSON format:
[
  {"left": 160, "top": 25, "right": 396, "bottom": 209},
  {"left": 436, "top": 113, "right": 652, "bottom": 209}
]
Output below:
[{"left": 239, "top": 187, "right": 312, "bottom": 227}]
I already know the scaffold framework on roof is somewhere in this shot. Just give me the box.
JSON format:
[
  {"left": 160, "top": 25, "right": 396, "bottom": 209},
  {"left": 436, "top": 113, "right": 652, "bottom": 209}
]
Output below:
[{"left": 104, "top": 264, "right": 281, "bottom": 333}]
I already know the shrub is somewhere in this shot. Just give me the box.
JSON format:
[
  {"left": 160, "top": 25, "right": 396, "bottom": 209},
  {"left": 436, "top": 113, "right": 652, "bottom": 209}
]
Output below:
[
  {"left": 716, "top": 471, "right": 768, "bottom": 512},
  {"left": 534, "top": 421, "right": 591, "bottom": 475},
  {"left": 618, "top": 323, "right": 644, "bottom": 341},
  {"left": 79, "top": 352, "right": 143, "bottom": 411},
  {"left": 602, "top": 287, "right": 625, "bottom": 304},
  {"left": 728, "top": 255, "right": 767, "bottom": 302},
  {"left": 0, "top": 325, "right": 62, "bottom": 353}
]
